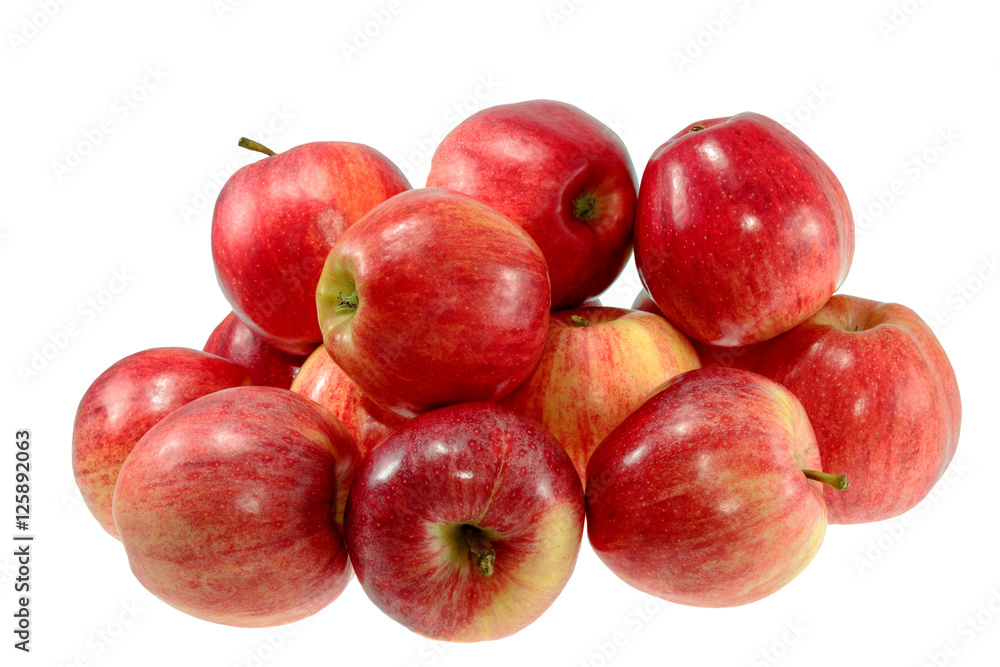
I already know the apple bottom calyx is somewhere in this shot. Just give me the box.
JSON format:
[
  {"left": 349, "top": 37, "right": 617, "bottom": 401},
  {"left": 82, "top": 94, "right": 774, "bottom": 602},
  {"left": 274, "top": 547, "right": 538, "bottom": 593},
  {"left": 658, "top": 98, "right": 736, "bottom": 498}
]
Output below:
[
  {"left": 336, "top": 291, "right": 359, "bottom": 313},
  {"left": 803, "top": 469, "right": 849, "bottom": 491},
  {"left": 574, "top": 193, "right": 599, "bottom": 221},
  {"left": 460, "top": 524, "right": 496, "bottom": 577}
]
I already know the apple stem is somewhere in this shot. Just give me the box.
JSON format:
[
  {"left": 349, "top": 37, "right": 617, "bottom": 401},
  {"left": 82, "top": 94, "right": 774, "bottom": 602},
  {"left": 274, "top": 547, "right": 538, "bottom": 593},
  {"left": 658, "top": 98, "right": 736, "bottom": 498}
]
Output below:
[
  {"left": 690, "top": 124, "right": 706, "bottom": 132},
  {"left": 238, "top": 137, "right": 277, "bottom": 157},
  {"left": 803, "top": 469, "right": 849, "bottom": 491},
  {"left": 461, "top": 525, "right": 496, "bottom": 577},
  {"left": 335, "top": 291, "right": 359, "bottom": 313},
  {"left": 570, "top": 315, "right": 591, "bottom": 327},
  {"left": 574, "top": 194, "right": 598, "bottom": 221}
]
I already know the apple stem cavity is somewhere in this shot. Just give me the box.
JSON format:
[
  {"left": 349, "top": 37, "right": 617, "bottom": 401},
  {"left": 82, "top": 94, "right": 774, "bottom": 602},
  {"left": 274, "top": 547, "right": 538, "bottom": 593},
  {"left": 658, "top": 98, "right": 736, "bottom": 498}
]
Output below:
[
  {"left": 803, "top": 469, "right": 850, "bottom": 491},
  {"left": 460, "top": 524, "right": 496, "bottom": 577},
  {"left": 574, "top": 194, "right": 599, "bottom": 221},
  {"left": 335, "top": 291, "right": 359, "bottom": 313},
  {"left": 238, "top": 137, "right": 277, "bottom": 157},
  {"left": 570, "top": 315, "right": 591, "bottom": 327}
]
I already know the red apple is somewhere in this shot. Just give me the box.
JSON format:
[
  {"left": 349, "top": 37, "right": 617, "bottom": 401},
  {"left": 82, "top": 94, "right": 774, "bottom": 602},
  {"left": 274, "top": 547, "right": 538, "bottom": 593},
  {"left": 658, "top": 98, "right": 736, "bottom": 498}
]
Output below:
[
  {"left": 72, "top": 348, "right": 252, "bottom": 539},
  {"left": 112, "top": 387, "right": 360, "bottom": 627},
  {"left": 317, "top": 188, "right": 550, "bottom": 418},
  {"left": 427, "top": 100, "right": 637, "bottom": 309},
  {"left": 345, "top": 402, "right": 584, "bottom": 641},
  {"left": 752, "top": 294, "right": 962, "bottom": 523},
  {"left": 212, "top": 140, "right": 410, "bottom": 355},
  {"left": 291, "top": 345, "right": 407, "bottom": 458},
  {"left": 204, "top": 311, "right": 310, "bottom": 388},
  {"left": 635, "top": 112, "right": 854, "bottom": 346},
  {"left": 499, "top": 306, "right": 700, "bottom": 482},
  {"left": 586, "top": 367, "right": 847, "bottom": 607}
]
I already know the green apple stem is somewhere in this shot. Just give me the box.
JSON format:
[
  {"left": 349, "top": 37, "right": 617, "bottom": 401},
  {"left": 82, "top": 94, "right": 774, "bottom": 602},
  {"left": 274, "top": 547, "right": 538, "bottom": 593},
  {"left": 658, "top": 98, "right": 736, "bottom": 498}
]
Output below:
[
  {"left": 574, "top": 194, "right": 598, "bottom": 221},
  {"left": 461, "top": 525, "right": 496, "bottom": 577},
  {"left": 335, "top": 291, "right": 359, "bottom": 313},
  {"left": 803, "top": 469, "right": 849, "bottom": 491},
  {"left": 570, "top": 315, "right": 591, "bottom": 327},
  {"left": 238, "top": 137, "right": 277, "bottom": 157}
]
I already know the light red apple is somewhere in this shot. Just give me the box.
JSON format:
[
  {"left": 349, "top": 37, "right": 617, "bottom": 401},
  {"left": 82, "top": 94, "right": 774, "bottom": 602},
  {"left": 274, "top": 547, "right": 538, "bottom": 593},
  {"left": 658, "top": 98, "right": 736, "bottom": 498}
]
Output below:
[
  {"left": 427, "top": 100, "right": 637, "bottom": 309},
  {"left": 112, "top": 387, "right": 360, "bottom": 627},
  {"left": 586, "top": 367, "right": 847, "bottom": 607},
  {"left": 499, "top": 305, "right": 700, "bottom": 482},
  {"left": 317, "top": 188, "right": 550, "bottom": 418},
  {"left": 752, "top": 294, "right": 961, "bottom": 523},
  {"left": 291, "top": 345, "right": 407, "bottom": 458},
  {"left": 72, "top": 347, "right": 252, "bottom": 538},
  {"left": 213, "top": 140, "right": 410, "bottom": 355},
  {"left": 635, "top": 112, "right": 854, "bottom": 346},
  {"left": 345, "top": 402, "right": 584, "bottom": 641},
  {"left": 204, "top": 311, "right": 310, "bottom": 388}
]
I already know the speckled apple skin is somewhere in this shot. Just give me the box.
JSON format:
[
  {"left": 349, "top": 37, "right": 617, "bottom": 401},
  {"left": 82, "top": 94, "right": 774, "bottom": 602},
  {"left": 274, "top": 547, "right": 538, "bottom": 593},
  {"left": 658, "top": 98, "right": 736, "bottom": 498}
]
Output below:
[
  {"left": 586, "top": 368, "right": 827, "bottom": 608},
  {"left": 204, "top": 311, "right": 310, "bottom": 388},
  {"left": 345, "top": 403, "right": 584, "bottom": 642},
  {"left": 112, "top": 387, "right": 360, "bottom": 627},
  {"left": 635, "top": 113, "right": 854, "bottom": 346},
  {"left": 212, "top": 142, "right": 410, "bottom": 355},
  {"left": 427, "top": 100, "right": 637, "bottom": 310},
  {"left": 291, "top": 345, "right": 407, "bottom": 458},
  {"left": 754, "top": 294, "right": 962, "bottom": 524},
  {"left": 72, "top": 347, "right": 253, "bottom": 539},
  {"left": 317, "top": 188, "right": 551, "bottom": 418},
  {"left": 499, "top": 306, "right": 700, "bottom": 482}
]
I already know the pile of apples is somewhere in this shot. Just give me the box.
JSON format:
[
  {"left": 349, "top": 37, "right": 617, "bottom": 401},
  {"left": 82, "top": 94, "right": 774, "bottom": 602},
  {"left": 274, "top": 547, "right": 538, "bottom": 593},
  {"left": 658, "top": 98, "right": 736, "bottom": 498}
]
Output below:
[{"left": 72, "top": 102, "right": 961, "bottom": 641}]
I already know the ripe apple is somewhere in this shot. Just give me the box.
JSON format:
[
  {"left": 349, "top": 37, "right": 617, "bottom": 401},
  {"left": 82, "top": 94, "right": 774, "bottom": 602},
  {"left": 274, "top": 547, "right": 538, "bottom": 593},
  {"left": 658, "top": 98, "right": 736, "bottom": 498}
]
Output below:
[
  {"left": 317, "top": 188, "right": 550, "bottom": 418},
  {"left": 291, "top": 345, "right": 407, "bottom": 457},
  {"left": 635, "top": 112, "right": 854, "bottom": 346},
  {"left": 345, "top": 402, "right": 584, "bottom": 641},
  {"left": 427, "top": 100, "right": 637, "bottom": 309},
  {"left": 112, "top": 387, "right": 360, "bottom": 627},
  {"left": 752, "top": 294, "right": 962, "bottom": 523},
  {"left": 72, "top": 347, "right": 252, "bottom": 539},
  {"left": 499, "top": 306, "right": 700, "bottom": 482},
  {"left": 212, "top": 139, "right": 410, "bottom": 355},
  {"left": 204, "top": 311, "right": 310, "bottom": 388},
  {"left": 586, "top": 367, "right": 847, "bottom": 607}
]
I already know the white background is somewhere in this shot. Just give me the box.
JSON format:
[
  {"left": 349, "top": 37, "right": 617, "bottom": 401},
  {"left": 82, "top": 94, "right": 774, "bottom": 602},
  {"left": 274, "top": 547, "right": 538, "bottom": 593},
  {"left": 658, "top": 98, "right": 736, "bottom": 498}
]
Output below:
[{"left": 2, "top": 1, "right": 999, "bottom": 665}]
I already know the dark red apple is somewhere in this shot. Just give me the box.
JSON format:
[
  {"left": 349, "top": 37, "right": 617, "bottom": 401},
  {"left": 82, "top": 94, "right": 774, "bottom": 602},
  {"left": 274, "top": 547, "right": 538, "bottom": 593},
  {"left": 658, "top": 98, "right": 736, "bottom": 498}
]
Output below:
[
  {"left": 204, "top": 311, "right": 310, "bottom": 388},
  {"left": 290, "top": 345, "right": 407, "bottom": 458},
  {"left": 635, "top": 113, "right": 854, "bottom": 346},
  {"left": 317, "top": 188, "right": 550, "bottom": 418},
  {"left": 586, "top": 367, "right": 847, "bottom": 607},
  {"left": 345, "top": 402, "right": 584, "bottom": 641},
  {"left": 112, "top": 387, "right": 360, "bottom": 627},
  {"left": 212, "top": 140, "right": 410, "bottom": 355},
  {"left": 72, "top": 348, "right": 252, "bottom": 538},
  {"left": 427, "top": 100, "right": 637, "bottom": 309},
  {"left": 752, "top": 294, "right": 961, "bottom": 523}
]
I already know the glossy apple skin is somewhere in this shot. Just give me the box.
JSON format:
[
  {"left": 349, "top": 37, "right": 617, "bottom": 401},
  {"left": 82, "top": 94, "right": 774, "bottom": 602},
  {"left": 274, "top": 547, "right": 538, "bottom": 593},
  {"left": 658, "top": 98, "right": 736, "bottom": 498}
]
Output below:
[
  {"left": 752, "top": 294, "right": 961, "bottom": 523},
  {"left": 586, "top": 368, "right": 828, "bottom": 607},
  {"left": 317, "top": 188, "right": 551, "bottom": 418},
  {"left": 499, "top": 306, "right": 700, "bottom": 482},
  {"left": 427, "top": 100, "right": 637, "bottom": 309},
  {"left": 635, "top": 112, "right": 854, "bottom": 346},
  {"left": 345, "top": 402, "right": 584, "bottom": 642},
  {"left": 72, "top": 348, "right": 253, "bottom": 539},
  {"left": 112, "top": 387, "right": 361, "bottom": 627},
  {"left": 213, "top": 142, "right": 410, "bottom": 355},
  {"left": 204, "top": 311, "right": 310, "bottom": 388},
  {"left": 291, "top": 345, "right": 408, "bottom": 457}
]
